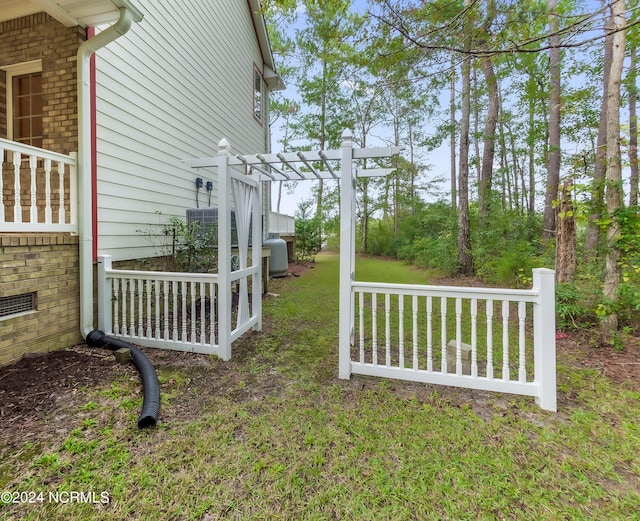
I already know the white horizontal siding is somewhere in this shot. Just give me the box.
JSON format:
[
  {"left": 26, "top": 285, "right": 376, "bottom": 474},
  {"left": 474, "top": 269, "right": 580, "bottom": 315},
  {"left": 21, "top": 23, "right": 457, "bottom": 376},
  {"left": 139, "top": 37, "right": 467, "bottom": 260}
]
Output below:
[{"left": 95, "top": 0, "right": 267, "bottom": 260}]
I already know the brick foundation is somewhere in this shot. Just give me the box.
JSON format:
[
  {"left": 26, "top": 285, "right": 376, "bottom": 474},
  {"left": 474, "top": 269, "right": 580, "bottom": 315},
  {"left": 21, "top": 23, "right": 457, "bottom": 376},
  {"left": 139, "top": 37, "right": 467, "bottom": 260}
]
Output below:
[{"left": 0, "top": 233, "right": 81, "bottom": 366}]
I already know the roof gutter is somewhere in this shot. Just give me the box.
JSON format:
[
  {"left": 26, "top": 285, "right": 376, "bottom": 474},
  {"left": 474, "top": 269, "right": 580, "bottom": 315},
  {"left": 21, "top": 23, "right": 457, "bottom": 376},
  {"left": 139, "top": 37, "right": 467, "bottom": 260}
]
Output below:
[{"left": 77, "top": 5, "right": 143, "bottom": 338}]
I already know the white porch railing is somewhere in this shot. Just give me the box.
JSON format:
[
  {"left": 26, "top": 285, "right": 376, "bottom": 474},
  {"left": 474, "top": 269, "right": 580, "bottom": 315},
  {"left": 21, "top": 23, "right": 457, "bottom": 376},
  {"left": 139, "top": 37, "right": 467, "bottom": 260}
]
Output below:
[
  {"left": 97, "top": 255, "right": 224, "bottom": 357},
  {"left": 0, "top": 138, "right": 77, "bottom": 232},
  {"left": 347, "top": 269, "right": 556, "bottom": 411},
  {"left": 268, "top": 211, "right": 295, "bottom": 235}
]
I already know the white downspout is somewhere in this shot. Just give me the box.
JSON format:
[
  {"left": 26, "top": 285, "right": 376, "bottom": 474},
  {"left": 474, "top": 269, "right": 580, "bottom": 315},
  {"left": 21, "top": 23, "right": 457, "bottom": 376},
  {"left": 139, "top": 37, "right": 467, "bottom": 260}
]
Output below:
[{"left": 77, "top": 6, "right": 141, "bottom": 338}]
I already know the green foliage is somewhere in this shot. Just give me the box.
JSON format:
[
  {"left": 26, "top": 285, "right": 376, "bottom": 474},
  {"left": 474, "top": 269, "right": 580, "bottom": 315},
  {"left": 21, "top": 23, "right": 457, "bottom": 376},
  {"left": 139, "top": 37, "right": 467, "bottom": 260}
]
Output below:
[
  {"left": 472, "top": 209, "right": 545, "bottom": 286},
  {"left": 614, "top": 206, "right": 640, "bottom": 333},
  {"left": 137, "top": 214, "right": 218, "bottom": 273},
  {"left": 376, "top": 200, "right": 458, "bottom": 272},
  {"left": 555, "top": 282, "right": 600, "bottom": 331},
  {"left": 295, "top": 200, "right": 320, "bottom": 261}
]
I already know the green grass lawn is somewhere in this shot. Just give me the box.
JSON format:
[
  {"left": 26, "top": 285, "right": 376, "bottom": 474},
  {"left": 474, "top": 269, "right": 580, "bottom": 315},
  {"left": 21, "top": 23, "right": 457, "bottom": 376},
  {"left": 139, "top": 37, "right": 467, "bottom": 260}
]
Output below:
[{"left": 1, "top": 252, "right": 639, "bottom": 520}]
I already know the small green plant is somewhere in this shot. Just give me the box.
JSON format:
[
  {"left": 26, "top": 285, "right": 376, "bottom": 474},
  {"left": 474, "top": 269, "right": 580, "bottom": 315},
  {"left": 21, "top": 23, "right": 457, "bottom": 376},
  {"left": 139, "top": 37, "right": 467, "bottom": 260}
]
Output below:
[{"left": 137, "top": 213, "right": 218, "bottom": 272}]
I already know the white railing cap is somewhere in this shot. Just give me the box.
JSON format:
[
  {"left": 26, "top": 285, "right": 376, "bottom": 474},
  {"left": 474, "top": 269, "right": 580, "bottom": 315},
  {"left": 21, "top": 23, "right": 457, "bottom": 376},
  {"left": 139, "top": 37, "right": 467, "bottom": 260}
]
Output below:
[{"left": 0, "top": 138, "right": 76, "bottom": 165}]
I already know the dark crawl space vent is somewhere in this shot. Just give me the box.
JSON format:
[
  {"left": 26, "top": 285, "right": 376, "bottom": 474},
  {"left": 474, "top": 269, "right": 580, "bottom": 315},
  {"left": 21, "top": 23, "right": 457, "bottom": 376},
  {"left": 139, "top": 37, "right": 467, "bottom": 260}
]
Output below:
[{"left": 0, "top": 293, "right": 36, "bottom": 318}]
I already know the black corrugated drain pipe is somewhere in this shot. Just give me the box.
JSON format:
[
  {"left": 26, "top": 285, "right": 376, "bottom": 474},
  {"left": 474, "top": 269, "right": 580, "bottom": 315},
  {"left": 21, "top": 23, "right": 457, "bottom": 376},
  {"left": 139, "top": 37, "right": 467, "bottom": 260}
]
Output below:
[{"left": 86, "top": 330, "right": 160, "bottom": 429}]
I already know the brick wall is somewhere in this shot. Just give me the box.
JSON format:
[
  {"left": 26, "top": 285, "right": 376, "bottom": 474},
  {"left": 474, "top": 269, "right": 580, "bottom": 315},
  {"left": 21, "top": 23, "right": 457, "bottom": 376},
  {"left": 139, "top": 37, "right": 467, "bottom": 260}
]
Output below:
[
  {"left": 0, "top": 13, "right": 85, "bottom": 154},
  {"left": 0, "top": 233, "right": 81, "bottom": 366}
]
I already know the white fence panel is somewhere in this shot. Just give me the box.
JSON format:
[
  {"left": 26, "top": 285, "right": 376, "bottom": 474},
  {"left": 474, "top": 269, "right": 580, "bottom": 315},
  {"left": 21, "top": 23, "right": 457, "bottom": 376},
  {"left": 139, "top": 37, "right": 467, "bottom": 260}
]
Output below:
[
  {"left": 348, "top": 269, "right": 556, "bottom": 411},
  {"left": 98, "top": 255, "right": 223, "bottom": 357}
]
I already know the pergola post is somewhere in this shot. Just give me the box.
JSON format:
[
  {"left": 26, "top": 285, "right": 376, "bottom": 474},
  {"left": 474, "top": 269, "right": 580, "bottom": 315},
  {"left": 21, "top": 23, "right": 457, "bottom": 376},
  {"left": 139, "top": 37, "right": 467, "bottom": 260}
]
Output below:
[
  {"left": 217, "top": 138, "right": 232, "bottom": 360},
  {"left": 339, "top": 129, "right": 355, "bottom": 379}
]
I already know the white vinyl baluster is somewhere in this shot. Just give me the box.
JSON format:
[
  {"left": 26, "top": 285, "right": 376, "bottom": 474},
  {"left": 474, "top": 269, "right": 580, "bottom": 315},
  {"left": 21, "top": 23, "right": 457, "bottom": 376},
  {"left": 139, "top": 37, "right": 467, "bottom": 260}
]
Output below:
[
  {"left": 502, "top": 300, "right": 510, "bottom": 381},
  {"left": 159, "top": 280, "right": 166, "bottom": 340},
  {"left": 129, "top": 279, "right": 135, "bottom": 337},
  {"left": 455, "top": 298, "right": 462, "bottom": 376},
  {"left": 440, "top": 297, "right": 447, "bottom": 373},
  {"left": 518, "top": 301, "right": 527, "bottom": 382},
  {"left": 29, "top": 155, "right": 37, "bottom": 223},
  {"left": 13, "top": 151, "right": 21, "bottom": 223},
  {"left": 209, "top": 281, "right": 216, "bottom": 346},
  {"left": 172, "top": 281, "right": 178, "bottom": 341},
  {"left": 426, "top": 296, "right": 433, "bottom": 372},
  {"left": 137, "top": 280, "right": 144, "bottom": 337},
  {"left": 200, "top": 282, "right": 206, "bottom": 345},
  {"left": 190, "top": 281, "right": 197, "bottom": 341},
  {"left": 113, "top": 279, "right": 120, "bottom": 335},
  {"left": 471, "top": 299, "right": 478, "bottom": 378},
  {"left": 412, "top": 295, "right": 418, "bottom": 370},
  {"left": 146, "top": 280, "right": 152, "bottom": 338},
  {"left": 358, "top": 291, "right": 364, "bottom": 363},
  {"left": 181, "top": 281, "right": 187, "bottom": 342},
  {"left": 121, "top": 279, "right": 128, "bottom": 336},
  {"left": 57, "top": 161, "right": 65, "bottom": 223},
  {"left": 486, "top": 300, "right": 494, "bottom": 379},
  {"left": 385, "top": 293, "right": 391, "bottom": 366},
  {"left": 371, "top": 293, "right": 378, "bottom": 365},
  {"left": 398, "top": 294, "right": 405, "bottom": 368},
  {"left": 44, "top": 158, "right": 52, "bottom": 223}
]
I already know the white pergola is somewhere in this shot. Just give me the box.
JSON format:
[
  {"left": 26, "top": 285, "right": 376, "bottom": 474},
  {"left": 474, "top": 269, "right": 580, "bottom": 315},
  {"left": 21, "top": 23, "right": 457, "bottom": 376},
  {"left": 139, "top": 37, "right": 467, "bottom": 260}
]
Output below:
[{"left": 186, "top": 129, "right": 403, "bottom": 368}]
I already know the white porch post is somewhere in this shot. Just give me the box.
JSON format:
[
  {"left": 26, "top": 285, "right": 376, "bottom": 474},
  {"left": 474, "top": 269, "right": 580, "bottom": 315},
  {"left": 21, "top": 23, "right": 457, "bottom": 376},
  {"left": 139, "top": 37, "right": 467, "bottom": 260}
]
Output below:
[
  {"left": 217, "top": 138, "right": 232, "bottom": 360},
  {"left": 339, "top": 129, "right": 355, "bottom": 379},
  {"left": 533, "top": 268, "right": 557, "bottom": 411}
]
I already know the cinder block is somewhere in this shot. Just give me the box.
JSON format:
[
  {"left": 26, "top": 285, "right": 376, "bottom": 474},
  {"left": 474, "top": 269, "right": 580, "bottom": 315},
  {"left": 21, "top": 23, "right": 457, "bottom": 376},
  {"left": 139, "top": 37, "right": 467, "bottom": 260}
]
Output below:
[
  {"left": 114, "top": 348, "right": 131, "bottom": 364},
  {"left": 446, "top": 339, "right": 472, "bottom": 360}
]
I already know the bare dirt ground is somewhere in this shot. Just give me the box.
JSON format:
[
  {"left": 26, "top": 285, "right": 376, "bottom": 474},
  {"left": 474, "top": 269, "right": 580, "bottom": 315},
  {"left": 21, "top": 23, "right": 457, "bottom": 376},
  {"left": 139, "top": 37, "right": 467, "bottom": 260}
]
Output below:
[{"left": 1, "top": 259, "right": 638, "bottom": 449}]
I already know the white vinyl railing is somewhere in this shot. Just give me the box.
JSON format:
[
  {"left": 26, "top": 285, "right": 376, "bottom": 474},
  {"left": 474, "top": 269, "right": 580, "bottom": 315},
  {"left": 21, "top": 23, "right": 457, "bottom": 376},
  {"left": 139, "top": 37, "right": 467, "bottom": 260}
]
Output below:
[
  {"left": 0, "top": 138, "right": 77, "bottom": 232},
  {"left": 268, "top": 211, "right": 295, "bottom": 235},
  {"left": 98, "top": 255, "right": 223, "bottom": 357},
  {"left": 347, "top": 269, "right": 556, "bottom": 411}
]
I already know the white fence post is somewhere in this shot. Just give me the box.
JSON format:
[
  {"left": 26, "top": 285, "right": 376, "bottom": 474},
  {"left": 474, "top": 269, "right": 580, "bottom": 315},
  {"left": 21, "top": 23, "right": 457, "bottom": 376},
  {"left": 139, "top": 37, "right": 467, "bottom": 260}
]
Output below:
[
  {"left": 533, "top": 268, "right": 557, "bottom": 411},
  {"left": 97, "top": 255, "right": 113, "bottom": 333},
  {"left": 217, "top": 138, "right": 232, "bottom": 361},
  {"left": 339, "top": 129, "right": 355, "bottom": 379}
]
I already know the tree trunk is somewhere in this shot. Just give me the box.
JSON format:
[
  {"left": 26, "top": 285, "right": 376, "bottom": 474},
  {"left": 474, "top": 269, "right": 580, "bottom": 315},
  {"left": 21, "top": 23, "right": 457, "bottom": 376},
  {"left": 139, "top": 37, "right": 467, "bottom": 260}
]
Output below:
[
  {"left": 498, "top": 96, "right": 511, "bottom": 212},
  {"left": 450, "top": 53, "right": 457, "bottom": 209},
  {"left": 585, "top": 12, "right": 614, "bottom": 255},
  {"left": 555, "top": 181, "right": 577, "bottom": 283},
  {"left": 527, "top": 69, "right": 536, "bottom": 232},
  {"left": 629, "top": 41, "right": 638, "bottom": 207},
  {"left": 478, "top": 0, "right": 498, "bottom": 219},
  {"left": 543, "top": 0, "right": 561, "bottom": 241},
  {"left": 601, "top": 0, "right": 626, "bottom": 337},
  {"left": 457, "top": 3, "right": 473, "bottom": 276},
  {"left": 315, "top": 58, "right": 328, "bottom": 252},
  {"left": 479, "top": 55, "right": 498, "bottom": 219},
  {"left": 472, "top": 68, "right": 481, "bottom": 186}
]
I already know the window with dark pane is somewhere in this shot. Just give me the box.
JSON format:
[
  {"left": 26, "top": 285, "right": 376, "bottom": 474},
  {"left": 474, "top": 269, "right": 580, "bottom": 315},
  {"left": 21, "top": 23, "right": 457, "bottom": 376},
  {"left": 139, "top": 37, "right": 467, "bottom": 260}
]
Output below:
[
  {"left": 12, "top": 72, "right": 43, "bottom": 148},
  {"left": 253, "top": 67, "right": 263, "bottom": 123}
]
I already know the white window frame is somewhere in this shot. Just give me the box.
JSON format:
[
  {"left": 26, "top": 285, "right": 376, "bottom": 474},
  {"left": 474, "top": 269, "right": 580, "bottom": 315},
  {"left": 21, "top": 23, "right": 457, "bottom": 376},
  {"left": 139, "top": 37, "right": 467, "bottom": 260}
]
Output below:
[{"left": 2, "top": 59, "right": 43, "bottom": 141}]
